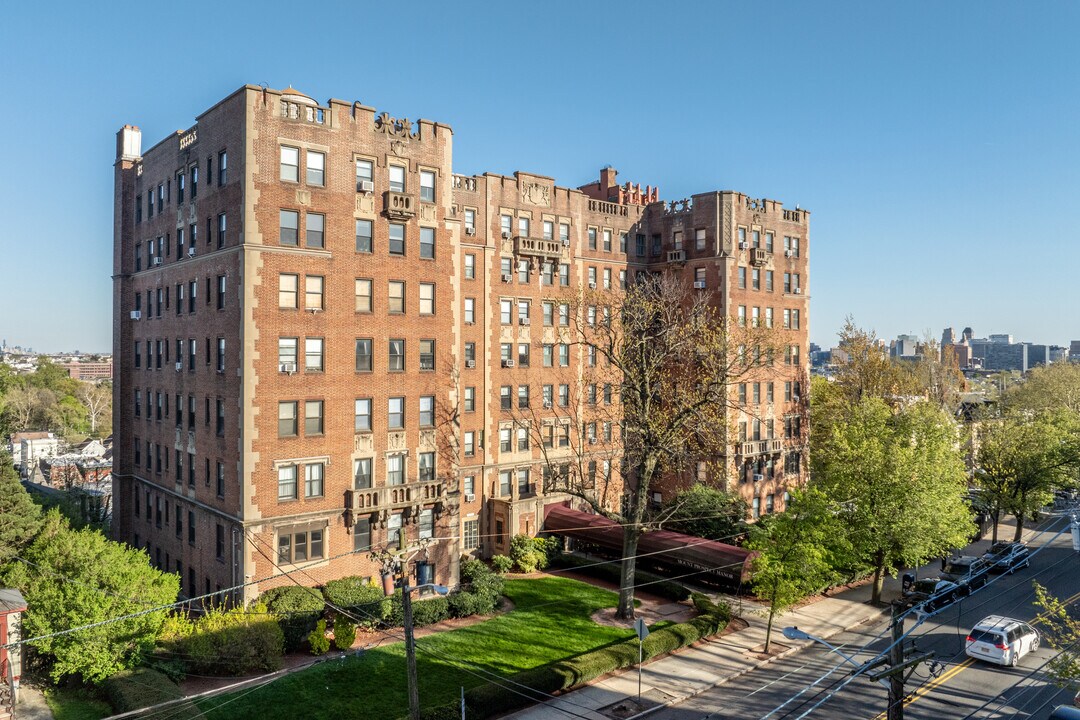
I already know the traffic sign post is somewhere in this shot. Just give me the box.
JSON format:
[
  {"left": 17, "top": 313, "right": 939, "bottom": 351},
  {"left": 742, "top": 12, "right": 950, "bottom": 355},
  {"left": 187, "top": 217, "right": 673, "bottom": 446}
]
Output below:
[{"left": 634, "top": 618, "right": 650, "bottom": 702}]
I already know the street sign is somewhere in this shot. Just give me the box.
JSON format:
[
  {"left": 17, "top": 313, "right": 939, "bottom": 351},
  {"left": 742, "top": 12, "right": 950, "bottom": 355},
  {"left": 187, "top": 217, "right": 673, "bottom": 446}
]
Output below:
[{"left": 635, "top": 618, "right": 650, "bottom": 641}]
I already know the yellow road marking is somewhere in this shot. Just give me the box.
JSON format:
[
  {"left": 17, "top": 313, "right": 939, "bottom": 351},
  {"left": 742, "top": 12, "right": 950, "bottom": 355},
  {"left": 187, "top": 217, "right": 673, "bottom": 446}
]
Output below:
[{"left": 869, "top": 588, "right": 1080, "bottom": 719}]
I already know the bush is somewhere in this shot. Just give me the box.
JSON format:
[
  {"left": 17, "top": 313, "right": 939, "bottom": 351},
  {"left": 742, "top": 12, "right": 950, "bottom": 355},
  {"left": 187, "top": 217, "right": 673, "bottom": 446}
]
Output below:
[
  {"left": 510, "top": 534, "right": 552, "bottom": 573},
  {"left": 333, "top": 617, "right": 356, "bottom": 651},
  {"left": 103, "top": 668, "right": 203, "bottom": 718},
  {"left": 258, "top": 585, "right": 325, "bottom": 652},
  {"left": 420, "top": 607, "right": 729, "bottom": 720},
  {"left": 448, "top": 590, "right": 495, "bottom": 618},
  {"left": 160, "top": 603, "right": 284, "bottom": 675},
  {"left": 411, "top": 596, "right": 450, "bottom": 626},
  {"left": 548, "top": 554, "right": 691, "bottom": 601},
  {"left": 323, "top": 576, "right": 390, "bottom": 626},
  {"left": 491, "top": 554, "right": 514, "bottom": 574},
  {"left": 460, "top": 558, "right": 504, "bottom": 606},
  {"left": 308, "top": 620, "right": 331, "bottom": 655}
]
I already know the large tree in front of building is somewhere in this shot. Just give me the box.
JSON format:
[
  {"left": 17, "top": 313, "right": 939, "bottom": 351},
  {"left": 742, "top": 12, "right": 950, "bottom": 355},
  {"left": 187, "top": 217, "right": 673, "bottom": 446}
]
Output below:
[
  {"left": 1, "top": 509, "right": 179, "bottom": 683},
  {"left": 535, "top": 274, "right": 780, "bottom": 619},
  {"left": 811, "top": 395, "right": 973, "bottom": 604},
  {"left": 0, "top": 451, "right": 42, "bottom": 565}
]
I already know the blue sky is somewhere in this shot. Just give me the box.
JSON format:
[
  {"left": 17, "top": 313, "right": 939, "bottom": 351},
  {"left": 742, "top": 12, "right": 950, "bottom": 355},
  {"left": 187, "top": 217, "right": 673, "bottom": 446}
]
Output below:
[{"left": 1, "top": 0, "right": 1078, "bottom": 353}]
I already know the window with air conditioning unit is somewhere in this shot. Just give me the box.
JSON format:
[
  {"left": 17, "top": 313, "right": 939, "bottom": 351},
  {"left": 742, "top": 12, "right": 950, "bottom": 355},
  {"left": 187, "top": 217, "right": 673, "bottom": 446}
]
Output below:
[
  {"left": 465, "top": 493, "right": 475, "bottom": 502},
  {"left": 501, "top": 231, "right": 512, "bottom": 239},
  {"left": 753, "top": 473, "right": 764, "bottom": 482},
  {"left": 130, "top": 310, "right": 141, "bottom": 320},
  {"left": 588, "top": 282, "right": 596, "bottom": 289},
  {"left": 794, "top": 288, "right": 802, "bottom": 294},
  {"left": 543, "top": 400, "right": 552, "bottom": 408},
  {"left": 175, "top": 362, "right": 182, "bottom": 372},
  {"left": 784, "top": 249, "right": 791, "bottom": 257},
  {"left": 465, "top": 227, "right": 476, "bottom": 236},
  {"left": 358, "top": 180, "right": 374, "bottom": 193},
  {"left": 562, "top": 238, "right": 570, "bottom": 246},
  {"left": 153, "top": 257, "right": 162, "bottom": 266},
  {"left": 502, "top": 359, "right": 515, "bottom": 368},
  {"left": 519, "top": 318, "right": 530, "bottom": 325},
  {"left": 739, "top": 242, "right": 748, "bottom": 250},
  {"left": 693, "top": 281, "right": 707, "bottom": 289},
  {"left": 188, "top": 247, "right": 196, "bottom": 257},
  {"left": 279, "top": 362, "right": 296, "bottom": 374},
  {"left": 465, "top": 360, "right": 475, "bottom": 368},
  {"left": 501, "top": 274, "right": 512, "bottom": 283}
]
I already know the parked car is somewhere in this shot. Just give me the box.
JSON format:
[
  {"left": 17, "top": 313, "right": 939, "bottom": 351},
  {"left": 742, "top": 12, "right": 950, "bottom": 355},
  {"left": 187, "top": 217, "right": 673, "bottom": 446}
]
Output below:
[
  {"left": 982, "top": 542, "right": 1031, "bottom": 574},
  {"left": 905, "top": 578, "right": 966, "bottom": 612},
  {"left": 941, "top": 555, "right": 992, "bottom": 590},
  {"left": 965, "top": 615, "right": 1040, "bottom": 666}
]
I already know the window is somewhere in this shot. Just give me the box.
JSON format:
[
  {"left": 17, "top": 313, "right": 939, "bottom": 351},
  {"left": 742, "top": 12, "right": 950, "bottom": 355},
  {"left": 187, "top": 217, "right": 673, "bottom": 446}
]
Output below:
[
  {"left": 278, "top": 527, "right": 324, "bottom": 563},
  {"left": 389, "top": 165, "right": 405, "bottom": 193},
  {"left": 499, "top": 470, "right": 512, "bottom": 495},
  {"left": 501, "top": 257, "right": 512, "bottom": 278},
  {"left": 387, "top": 513, "right": 403, "bottom": 545},
  {"left": 464, "top": 343, "right": 475, "bottom": 364},
  {"left": 542, "top": 385, "right": 553, "bottom": 407},
  {"left": 419, "top": 170, "right": 435, "bottom": 202},
  {"left": 388, "top": 281, "right": 405, "bottom": 313},
  {"left": 301, "top": 213, "right": 324, "bottom": 249},
  {"left": 216, "top": 337, "right": 226, "bottom": 372},
  {"left": 279, "top": 274, "right": 299, "bottom": 309},
  {"left": 419, "top": 452, "right": 435, "bottom": 482},
  {"left": 419, "top": 508, "right": 434, "bottom": 540},
  {"left": 543, "top": 344, "right": 553, "bottom": 367},
  {"left": 500, "top": 299, "right": 512, "bottom": 325},
  {"left": 420, "top": 227, "right": 435, "bottom": 259},
  {"left": 463, "top": 520, "right": 479, "bottom": 549},
  {"left": 462, "top": 386, "right": 476, "bottom": 413},
  {"left": 559, "top": 223, "right": 570, "bottom": 244},
  {"left": 389, "top": 223, "right": 405, "bottom": 255},
  {"left": 765, "top": 231, "right": 774, "bottom": 252},
  {"left": 766, "top": 270, "right": 774, "bottom": 292},
  {"left": 305, "top": 276, "right": 324, "bottom": 310},
  {"left": 499, "top": 427, "right": 512, "bottom": 452},
  {"left": 278, "top": 464, "right": 297, "bottom": 500},
  {"left": 464, "top": 209, "right": 476, "bottom": 233},
  {"left": 559, "top": 303, "right": 569, "bottom": 326},
  {"left": 354, "top": 458, "right": 372, "bottom": 489},
  {"left": 279, "top": 210, "right": 299, "bottom": 246},
  {"left": 752, "top": 268, "right": 760, "bottom": 291},
  {"left": 542, "top": 220, "right": 554, "bottom": 240},
  {"left": 388, "top": 339, "right": 404, "bottom": 371},
  {"left": 351, "top": 218, "right": 374, "bottom": 254},
  {"left": 305, "top": 463, "right": 324, "bottom": 497},
  {"left": 464, "top": 297, "right": 475, "bottom": 324},
  {"left": 387, "top": 455, "right": 404, "bottom": 486},
  {"left": 603, "top": 268, "right": 611, "bottom": 289},
  {"left": 278, "top": 402, "right": 298, "bottom": 436},
  {"left": 355, "top": 159, "right": 373, "bottom": 191},
  {"left": 737, "top": 306, "right": 746, "bottom": 326},
  {"left": 217, "top": 150, "right": 227, "bottom": 185},
  {"left": 751, "top": 306, "right": 760, "bottom": 327},
  {"left": 305, "top": 337, "right": 324, "bottom": 372},
  {"left": 388, "top": 397, "right": 404, "bottom": 429},
  {"left": 306, "top": 150, "right": 325, "bottom": 186},
  {"left": 419, "top": 283, "right": 435, "bottom": 315},
  {"left": 588, "top": 227, "right": 597, "bottom": 250},
  {"left": 517, "top": 425, "right": 529, "bottom": 451},
  {"left": 558, "top": 384, "right": 569, "bottom": 407},
  {"left": 303, "top": 400, "right": 322, "bottom": 435},
  {"left": 500, "top": 385, "right": 512, "bottom": 410},
  {"left": 518, "top": 385, "right": 530, "bottom": 409},
  {"left": 419, "top": 340, "right": 435, "bottom": 370},
  {"left": 517, "top": 467, "right": 530, "bottom": 494},
  {"left": 500, "top": 214, "right": 512, "bottom": 236},
  {"left": 354, "top": 398, "right": 372, "bottom": 432},
  {"left": 217, "top": 213, "right": 226, "bottom": 249},
  {"left": 464, "top": 431, "right": 475, "bottom": 456},
  {"left": 280, "top": 147, "right": 299, "bottom": 182},
  {"left": 559, "top": 264, "right": 569, "bottom": 286},
  {"left": 559, "top": 344, "right": 569, "bottom": 367},
  {"left": 518, "top": 216, "right": 530, "bottom": 237},
  {"left": 464, "top": 254, "right": 475, "bottom": 279},
  {"left": 354, "top": 338, "right": 372, "bottom": 372},
  {"left": 542, "top": 262, "right": 554, "bottom": 285},
  {"left": 603, "top": 229, "right": 612, "bottom": 252},
  {"left": 765, "top": 307, "right": 774, "bottom": 328},
  {"left": 738, "top": 266, "right": 747, "bottom": 289}
]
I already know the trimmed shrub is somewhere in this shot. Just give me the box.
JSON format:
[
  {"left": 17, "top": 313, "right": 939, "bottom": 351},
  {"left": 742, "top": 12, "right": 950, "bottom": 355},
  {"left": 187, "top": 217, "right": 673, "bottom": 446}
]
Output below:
[
  {"left": 160, "top": 603, "right": 284, "bottom": 675},
  {"left": 509, "top": 534, "right": 552, "bottom": 573},
  {"left": 323, "top": 576, "right": 390, "bottom": 626},
  {"left": 308, "top": 620, "right": 331, "bottom": 655},
  {"left": 548, "top": 554, "right": 691, "bottom": 601},
  {"left": 448, "top": 590, "right": 495, "bottom": 618},
  {"left": 258, "top": 585, "right": 325, "bottom": 652},
  {"left": 103, "top": 668, "right": 186, "bottom": 714},
  {"left": 333, "top": 617, "right": 356, "bottom": 651},
  {"left": 491, "top": 554, "right": 514, "bottom": 574},
  {"left": 411, "top": 596, "right": 451, "bottom": 626},
  {"left": 460, "top": 558, "right": 505, "bottom": 604}
]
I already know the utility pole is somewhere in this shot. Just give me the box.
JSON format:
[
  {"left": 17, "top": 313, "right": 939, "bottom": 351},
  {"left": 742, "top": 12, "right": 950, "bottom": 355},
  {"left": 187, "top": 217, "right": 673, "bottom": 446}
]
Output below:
[
  {"left": 865, "top": 602, "right": 935, "bottom": 720},
  {"left": 402, "top": 564, "right": 421, "bottom": 720}
]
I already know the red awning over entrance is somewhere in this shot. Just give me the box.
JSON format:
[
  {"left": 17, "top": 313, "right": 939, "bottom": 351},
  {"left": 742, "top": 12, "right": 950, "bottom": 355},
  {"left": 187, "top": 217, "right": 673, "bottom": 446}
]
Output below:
[{"left": 542, "top": 503, "right": 755, "bottom": 584}]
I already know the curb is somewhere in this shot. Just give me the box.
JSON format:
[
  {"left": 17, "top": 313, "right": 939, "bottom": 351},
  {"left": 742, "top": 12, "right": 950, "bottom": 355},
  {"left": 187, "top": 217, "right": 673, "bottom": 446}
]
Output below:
[{"left": 621, "top": 606, "right": 889, "bottom": 720}]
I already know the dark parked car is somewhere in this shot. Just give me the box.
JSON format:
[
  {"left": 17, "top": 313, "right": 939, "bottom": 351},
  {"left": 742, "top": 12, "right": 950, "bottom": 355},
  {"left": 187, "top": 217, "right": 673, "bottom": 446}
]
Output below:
[
  {"left": 982, "top": 542, "right": 1030, "bottom": 574},
  {"left": 942, "top": 555, "right": 992, "bottom": 590},
  {"left": 904, "top": 578, "right": 966, "bottom": 612}
]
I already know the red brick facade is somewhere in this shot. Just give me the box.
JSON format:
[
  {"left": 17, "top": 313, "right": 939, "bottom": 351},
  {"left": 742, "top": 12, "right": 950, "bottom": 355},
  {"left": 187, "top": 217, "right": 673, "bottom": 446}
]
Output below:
[{"left": 112, "top": 86, "right": 809, "bottom": 604}]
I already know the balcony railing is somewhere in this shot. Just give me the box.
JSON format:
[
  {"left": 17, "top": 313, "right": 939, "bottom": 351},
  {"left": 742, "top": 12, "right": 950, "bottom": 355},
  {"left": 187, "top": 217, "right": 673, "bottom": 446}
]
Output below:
[
  {"left": 384, "top": 191, "right": 416, "bottom": 220},
  {"left": 750, "top": 248, "right": 769, "bottom": 266},
  {"left": 515, "top": 236, "right": 563, "bottom": 259},
  {"left": 345, "top": 479, "right": 445, "bottom": 513},
  {"left": 667, "top": 249, "right": 686, "bottom": 264},
  {"left": 739, "top": 439, "right": 783, "bottom": 456}
]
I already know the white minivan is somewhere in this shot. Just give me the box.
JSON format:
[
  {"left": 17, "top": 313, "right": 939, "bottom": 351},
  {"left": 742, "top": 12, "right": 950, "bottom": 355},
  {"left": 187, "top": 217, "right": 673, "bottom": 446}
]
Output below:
[{"left": 965, "top": 615, "right": 1040, "bottom": 666}]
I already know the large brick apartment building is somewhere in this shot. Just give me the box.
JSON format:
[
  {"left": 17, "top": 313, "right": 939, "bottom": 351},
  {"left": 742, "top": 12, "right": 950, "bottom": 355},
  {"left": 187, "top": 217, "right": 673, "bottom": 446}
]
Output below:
[{"left": 112, "top": 85, "right": 809, "bottom": 602}]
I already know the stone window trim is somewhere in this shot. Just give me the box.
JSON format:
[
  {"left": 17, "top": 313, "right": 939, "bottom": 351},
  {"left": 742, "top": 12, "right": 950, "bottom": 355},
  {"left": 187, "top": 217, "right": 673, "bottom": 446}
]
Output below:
[{"left": 272, "top": 455, "right": 331, "bottom": 470}]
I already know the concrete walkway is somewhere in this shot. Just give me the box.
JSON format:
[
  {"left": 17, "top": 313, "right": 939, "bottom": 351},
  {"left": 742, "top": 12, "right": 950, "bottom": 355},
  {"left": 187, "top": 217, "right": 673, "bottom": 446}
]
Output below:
[
  {"left": 13, "top": 685, "right": 53, "bottom": 720},
  {"left": 501, "top": 582, "right": 888, "bottom": 720}
]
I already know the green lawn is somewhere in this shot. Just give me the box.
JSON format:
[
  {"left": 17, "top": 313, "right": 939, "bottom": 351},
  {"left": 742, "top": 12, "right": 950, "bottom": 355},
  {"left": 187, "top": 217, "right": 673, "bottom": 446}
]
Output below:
[
  {"left": 199, "top": 576, "right": 634, "bottom": 720},
  {"left": 44, "top": 686, "right": 111, "bottom": 720}
]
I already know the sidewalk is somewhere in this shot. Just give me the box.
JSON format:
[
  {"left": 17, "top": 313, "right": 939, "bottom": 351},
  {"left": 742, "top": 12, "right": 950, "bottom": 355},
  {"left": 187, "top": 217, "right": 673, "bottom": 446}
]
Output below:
[{"left": 501, "top": 581, "right": 888, "bottom": 720}]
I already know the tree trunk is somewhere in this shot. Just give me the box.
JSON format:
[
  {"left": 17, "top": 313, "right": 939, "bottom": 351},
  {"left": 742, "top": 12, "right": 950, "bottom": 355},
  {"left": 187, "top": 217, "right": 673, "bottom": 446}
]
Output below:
[
  {"left": 871, "top": 562, "right": 885, "bottom": 605},
  {"left": 764, "top": 584, "right": 778, "bottom": 654},
  {"left": 1012, "top": 515, "right": 1025, "bottom": 542},
  {"left": 616, "top": 524, "right": 641, "bottom": 620},
  {"left": 991, "top": 509, "right": 1000, "bottom": 544}
]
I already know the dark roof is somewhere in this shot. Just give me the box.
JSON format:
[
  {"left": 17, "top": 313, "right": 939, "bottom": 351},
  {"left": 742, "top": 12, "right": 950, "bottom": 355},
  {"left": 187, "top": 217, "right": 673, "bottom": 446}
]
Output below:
[{"left": 0, "top": 589, "right": 27, "bottom": 614}]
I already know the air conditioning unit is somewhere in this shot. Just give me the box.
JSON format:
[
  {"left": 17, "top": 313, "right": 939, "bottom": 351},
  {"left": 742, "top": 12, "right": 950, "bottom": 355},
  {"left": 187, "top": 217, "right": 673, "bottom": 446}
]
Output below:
[
  {"left": 464, "top": 493, "right": 475, "bottom": 503},
  {"left": 543, "top": 400, "right": 552, "bottom": 409},
  {"left": 502, "top": 359, "right": 515, "bottom": 368},
  {"left": 187, "top": 247, "right": 196, "bottom": 257},
  {"left": 588, "top": 437, "right": 597, "bottom": 444},
  {"left": 501, "top": 274, "right": 513, "bottom": 283},
  {"left": 693, "top": 281, "right": 707, "bottom": 289},
  {"left": 279, "top": 362, "right": 296, "bottom": 374},
  {"left": 784, "top": 249, "right": 792, "bottom": 257},
  {"left": 739, "top": 242, "right": 748, "bottom": 250},
  {"left": 358, "top": 180, "right": 374, "bottom": 193},
  {"left": 501, "top": 230, "right": 512, "bottom": 239},
  {"left": 465, "top": 359, "right": 475, "bottom": 368},
  {"left": 129, "top": 310, "right": 141, "bottom": 320},
  {"left": 562, "top": 238, "right": 570, "bottom": 247},
  {"left": 175, "top": 362, "right": 182, "bottom": 372},
  {"left": 753, "top": 473, "right": 764, "bottom": 482},
  {"left": 588, "top": 282, "right": 596, "bottom": 289},
  {"left": 519, "top": 318, "right": 530, "bottom": 326},
  {"left": 793, "top": 395, "right": 801, "bottom": 403},
  {"left": 153, "top": 257, "right": 163, "bottom": 266},
  {"left": 794, "top": 288, "right": 802, "bottom": 295}
]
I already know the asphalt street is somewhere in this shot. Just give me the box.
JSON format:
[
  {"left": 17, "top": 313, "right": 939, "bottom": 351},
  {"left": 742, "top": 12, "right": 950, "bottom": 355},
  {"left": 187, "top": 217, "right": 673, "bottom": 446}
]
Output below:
[{"left": 653, "top": 517, "right": 1080, "bottom": 720}]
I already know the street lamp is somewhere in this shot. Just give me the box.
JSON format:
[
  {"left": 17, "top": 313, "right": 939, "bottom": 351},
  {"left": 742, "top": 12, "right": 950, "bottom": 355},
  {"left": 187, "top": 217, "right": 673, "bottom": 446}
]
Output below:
[
  {"left": 403, "top": 581, "right": 450, "bottom": 720},
  {"left": 782, "top": 627, "right": 889, "bottom": 689}
]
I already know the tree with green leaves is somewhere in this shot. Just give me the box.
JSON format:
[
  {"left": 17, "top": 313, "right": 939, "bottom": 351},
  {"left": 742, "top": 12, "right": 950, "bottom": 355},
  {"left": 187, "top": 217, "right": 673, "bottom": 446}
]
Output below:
[
  {"left": 1033, "top": 581, "right": 1080, "bottom": 684},
  {"left": 1, "top": 510, "right": 179, "bottom": 683},
  {"left": 746, "top": 488, "right": 846, "bottom": 653},
  {"left": 661, "top": 484, "right": 748, "bottom": 542},
  {"left": 811, "top": 397, "right": 974, "bottom": 604},
  {"left": 0, "top": 451, "right": 42, "bottom": 565}
]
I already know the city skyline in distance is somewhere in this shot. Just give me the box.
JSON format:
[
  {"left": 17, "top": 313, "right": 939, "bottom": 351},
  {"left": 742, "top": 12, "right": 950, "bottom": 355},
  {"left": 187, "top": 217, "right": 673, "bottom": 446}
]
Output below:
[{"left": 2, "top": 1, "right": 1079, "bottom": 353}]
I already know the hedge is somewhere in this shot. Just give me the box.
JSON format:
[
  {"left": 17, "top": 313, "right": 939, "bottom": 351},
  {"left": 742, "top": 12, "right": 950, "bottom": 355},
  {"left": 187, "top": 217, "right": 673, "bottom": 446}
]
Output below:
[
  {"left": 159, "top": 604, "right": 284, "bottom": 676},
  {"left": 258, "top": 585, "right": 325, "bottom": 652},
  {"left": 104, "top": 667, "right": 204, "bottom": 718},
  {"left": 419, "top": 594, "right": 729, "bottom": 720},
  {"left": 323, "top": 575, "right": 392, "bottom": 625},
  {"left": 548, "top": 554, "right": 692, "bottom": 601}
]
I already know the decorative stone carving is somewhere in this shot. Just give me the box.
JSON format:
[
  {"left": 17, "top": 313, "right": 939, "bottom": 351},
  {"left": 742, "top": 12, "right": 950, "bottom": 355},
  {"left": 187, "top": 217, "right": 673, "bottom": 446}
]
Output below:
[
  {"left": 295, "top": 189, "right": 311, "bottom": 206},
  {"left": 419, "top": 203, "right": 437, "bottom": 223},
  {"left": 387, "top": 431, "right": 407, "bottom": 451},
  {"left": 354, "top": 433, "right": 373, "bottom": 453},
  {"left": 390, "top": 140, "right": 407, "bottom": 156},
  {"left": 419, "top": 429, "right": 436, "bottom": 448},
  {"left": 374, "top": 112, "right": 420, "bottom": 141},
  {"left": 522, "top": 183, "right": 551, "bottom": 207},
  {"left": 355, "top": 194, "right": 375, "bottom": 214}
]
